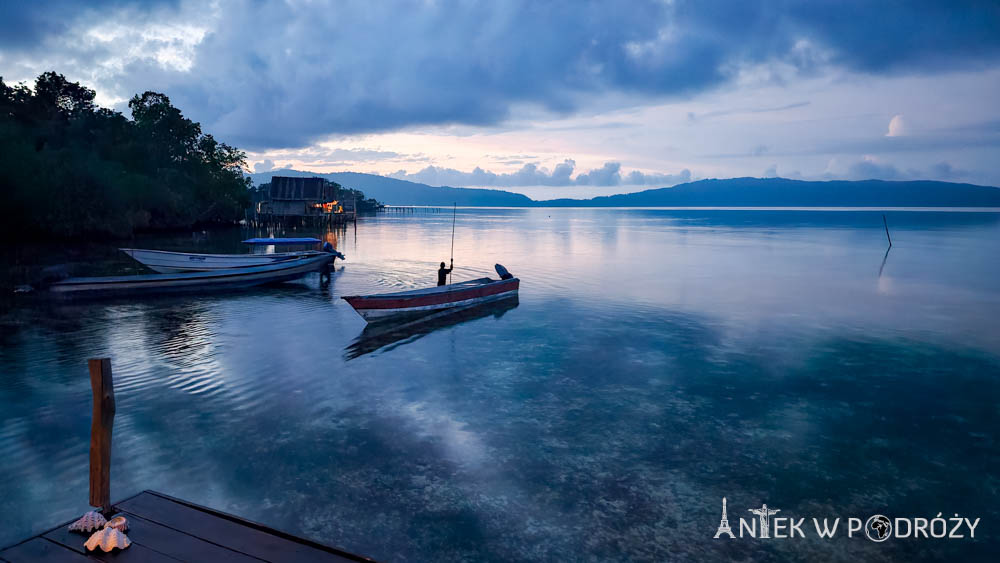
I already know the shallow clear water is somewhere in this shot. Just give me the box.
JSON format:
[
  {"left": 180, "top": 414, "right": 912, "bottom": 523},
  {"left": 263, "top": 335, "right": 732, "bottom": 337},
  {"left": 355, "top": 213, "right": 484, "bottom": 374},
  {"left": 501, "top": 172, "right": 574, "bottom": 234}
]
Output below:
[{"left": 1, "top": 208, "right": 999, "bottom": 561}]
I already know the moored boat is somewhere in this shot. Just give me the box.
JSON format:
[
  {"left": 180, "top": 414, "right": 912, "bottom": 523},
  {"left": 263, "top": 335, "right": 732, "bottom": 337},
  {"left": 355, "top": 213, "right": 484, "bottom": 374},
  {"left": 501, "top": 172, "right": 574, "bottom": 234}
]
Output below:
[
  {"left": 342, "top": 265, "right": 519, "bottom": 322},
  {"left": 48, "top": 253, "right": 334, "bottom": 298},
  {"left": 121, "top": 248, "right": 319, "bottom": 273},
  {"left": 242, "top": 237, "right": 322, "bottom": 245}
]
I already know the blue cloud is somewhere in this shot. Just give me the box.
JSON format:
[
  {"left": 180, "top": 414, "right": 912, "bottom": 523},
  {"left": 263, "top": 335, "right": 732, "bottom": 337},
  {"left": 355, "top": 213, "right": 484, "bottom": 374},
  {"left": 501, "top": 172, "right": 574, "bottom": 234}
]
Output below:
[
  {"left": 2, "top": 1, "right": 998, "bottom": 149},
  {"left": 575, "top": 162, "right": 622, "bottom": 186},
  {"left": 838, "top": 158, "right": 972, "bottom": 182},
  {"left": 0, "top": 1, "right": 178, "bottom": 49},
  {"left": 389, "top": 161, "right": 691, "bottom": 188},
  {"left": 784, "top": 1, "right": 1000, "bottom": 72}
]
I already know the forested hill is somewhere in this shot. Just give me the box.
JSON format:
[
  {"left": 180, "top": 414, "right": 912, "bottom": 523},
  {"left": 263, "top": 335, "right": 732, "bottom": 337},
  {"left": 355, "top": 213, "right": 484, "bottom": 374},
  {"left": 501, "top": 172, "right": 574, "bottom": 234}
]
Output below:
[
  {"left": 539, "top": 178, "right": 1000, "bottom": 207},
  {"left": 331, "top": 172, "right": 534, "bottom": 206},
  {"left": 1, "top": 72, "right": 251, "bottom": 238},
  {"left": 248, "top": 169, "right": 533, "bottom": 206}
]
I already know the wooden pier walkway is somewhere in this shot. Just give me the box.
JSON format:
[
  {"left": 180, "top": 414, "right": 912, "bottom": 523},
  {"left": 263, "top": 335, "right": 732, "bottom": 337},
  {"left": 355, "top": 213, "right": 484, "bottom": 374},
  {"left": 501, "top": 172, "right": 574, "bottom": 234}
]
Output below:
[
  {"left": 378, "top": 205, "right": 446, "bottom": 213},
  {"left": 0, "top": 490, "right": 374, "bottom": 563},
  {"left": 1, "top": 360, "right": 375, "bottom": 562}
]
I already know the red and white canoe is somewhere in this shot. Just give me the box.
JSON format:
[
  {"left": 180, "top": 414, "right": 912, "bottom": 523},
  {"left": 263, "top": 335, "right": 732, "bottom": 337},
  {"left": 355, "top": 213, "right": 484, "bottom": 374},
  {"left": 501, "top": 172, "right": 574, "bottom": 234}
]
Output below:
[{"left": 342, "top": 276, "right": 519, "bottom": 322}]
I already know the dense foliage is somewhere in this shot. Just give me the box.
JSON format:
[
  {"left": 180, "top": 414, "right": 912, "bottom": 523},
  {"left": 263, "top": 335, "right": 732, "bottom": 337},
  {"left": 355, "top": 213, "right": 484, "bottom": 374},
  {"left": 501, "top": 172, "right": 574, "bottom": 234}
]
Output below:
[
  {"left": 0, "top": 72, "right": 251, "bottom": 238},
  {"left": 337, "top": 185, "right": 382, "bottom": 213}
]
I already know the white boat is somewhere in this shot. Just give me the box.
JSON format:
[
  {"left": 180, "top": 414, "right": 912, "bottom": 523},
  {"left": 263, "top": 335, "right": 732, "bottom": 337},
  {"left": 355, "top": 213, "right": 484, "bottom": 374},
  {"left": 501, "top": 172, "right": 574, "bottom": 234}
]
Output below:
[
  {"left": 121, "top": 248, "right": 319, "bottom": 273},
  {"left": 49, "top": 253, "right": 334, "bottom": 298}
]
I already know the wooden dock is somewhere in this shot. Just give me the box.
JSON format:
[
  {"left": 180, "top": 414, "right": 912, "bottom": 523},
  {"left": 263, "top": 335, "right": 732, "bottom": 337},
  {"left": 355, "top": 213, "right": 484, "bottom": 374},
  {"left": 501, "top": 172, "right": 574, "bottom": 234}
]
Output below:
[
  {"left": 0, "top": 490, "right": 374, "bottom": 562},
  {"left": 378, "top": 205, "right": 446, "bottom": 213},
  {"left": 0, "top": 359, "right": 375, "bottom": 562}
]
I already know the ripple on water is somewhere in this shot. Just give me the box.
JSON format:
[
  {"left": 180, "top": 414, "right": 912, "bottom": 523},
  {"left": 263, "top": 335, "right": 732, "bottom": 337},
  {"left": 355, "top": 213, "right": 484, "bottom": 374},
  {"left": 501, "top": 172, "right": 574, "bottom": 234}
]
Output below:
[{"left": 1, "top": 211, "right": 999, "bottom": 561}]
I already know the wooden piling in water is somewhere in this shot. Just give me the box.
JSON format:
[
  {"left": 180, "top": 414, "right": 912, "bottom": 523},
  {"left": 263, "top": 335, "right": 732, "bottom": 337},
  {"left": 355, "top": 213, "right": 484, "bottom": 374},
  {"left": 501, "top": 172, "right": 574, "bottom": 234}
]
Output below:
[
  {"left": 88, "top": 358, "right": 115, "bottom": 514},
  {"left": 2, "top": 357, "right": 376, "bottom": 561}
]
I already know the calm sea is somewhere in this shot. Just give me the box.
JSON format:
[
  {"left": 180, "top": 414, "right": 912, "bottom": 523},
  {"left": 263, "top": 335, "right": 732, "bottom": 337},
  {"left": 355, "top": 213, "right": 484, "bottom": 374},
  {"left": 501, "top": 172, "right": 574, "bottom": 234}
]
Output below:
[{"left": 1, "top": 208, "right": 998, "bottom": 561}]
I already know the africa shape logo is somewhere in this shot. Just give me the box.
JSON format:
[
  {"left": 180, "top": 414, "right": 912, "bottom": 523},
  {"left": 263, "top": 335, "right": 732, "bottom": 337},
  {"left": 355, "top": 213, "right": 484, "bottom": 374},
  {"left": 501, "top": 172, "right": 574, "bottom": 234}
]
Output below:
[{"left": 865, "top": 514, "right": 892, "bottom": 542}]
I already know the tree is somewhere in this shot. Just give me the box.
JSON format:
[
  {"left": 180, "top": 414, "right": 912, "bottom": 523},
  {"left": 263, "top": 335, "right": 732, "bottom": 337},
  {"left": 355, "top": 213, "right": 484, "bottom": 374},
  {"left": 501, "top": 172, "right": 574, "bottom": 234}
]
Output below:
[
  {"left": 129, "top": 91, "right": 202, "bottom": 166},
  {"left": 0, "top": 72, "right": 252, "bottom": 238},
  {"left": 33, "top": 71, "right": 96, "bottom": 116}
]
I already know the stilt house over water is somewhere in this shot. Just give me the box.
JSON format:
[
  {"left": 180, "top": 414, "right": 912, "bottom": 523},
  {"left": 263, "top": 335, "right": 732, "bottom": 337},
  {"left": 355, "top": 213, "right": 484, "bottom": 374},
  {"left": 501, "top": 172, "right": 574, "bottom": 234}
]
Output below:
[
  {"left": 253, "top": 176, "right": 355, "bottom": 225},
  {"left": 264, "top": 176, "right": 336, "bottom": 216}
]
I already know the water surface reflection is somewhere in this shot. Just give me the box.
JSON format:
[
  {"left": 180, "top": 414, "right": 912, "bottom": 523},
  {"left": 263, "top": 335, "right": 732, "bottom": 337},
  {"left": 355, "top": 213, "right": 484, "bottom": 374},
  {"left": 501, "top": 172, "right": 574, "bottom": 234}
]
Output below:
[
  {"left": 1, "top": 208, "right": 998, "bottom": 561},
  {"left": 346, "top": 297, "right": 520, "bottom": 360}
]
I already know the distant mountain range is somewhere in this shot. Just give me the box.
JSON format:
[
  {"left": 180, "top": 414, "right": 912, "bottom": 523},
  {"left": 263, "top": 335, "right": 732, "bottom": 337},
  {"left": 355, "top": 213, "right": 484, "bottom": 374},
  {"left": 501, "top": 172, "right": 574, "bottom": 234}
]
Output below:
[
  {"left": 248, "top": 169, "right": 533, "bottom": 206},
  {"left": 248, "top": 169, "right": 1000, "bottom": 207},
  {"left": 541, "top": 177, "right": 1000, "bottom": 207}
]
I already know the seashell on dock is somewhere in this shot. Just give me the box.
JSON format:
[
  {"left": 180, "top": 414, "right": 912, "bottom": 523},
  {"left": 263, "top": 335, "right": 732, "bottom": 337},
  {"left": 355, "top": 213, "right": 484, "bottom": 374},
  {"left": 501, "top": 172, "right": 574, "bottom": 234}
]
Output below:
[
  {"left": 68, "top": 511, "right": 106, "bottom": 533},
  {"left": 105, "top": 515, "right": 128, "bottom": 532},
  {"left": 84, "top": 527, "right": 131, "bottom": 552}
]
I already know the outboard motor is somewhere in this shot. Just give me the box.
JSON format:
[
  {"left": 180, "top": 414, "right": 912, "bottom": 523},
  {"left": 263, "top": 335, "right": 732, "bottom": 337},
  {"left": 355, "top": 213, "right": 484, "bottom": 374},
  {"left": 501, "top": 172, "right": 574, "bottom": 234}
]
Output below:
[{"left": 495, "top": 264, "right": 513, "bottom": 280}]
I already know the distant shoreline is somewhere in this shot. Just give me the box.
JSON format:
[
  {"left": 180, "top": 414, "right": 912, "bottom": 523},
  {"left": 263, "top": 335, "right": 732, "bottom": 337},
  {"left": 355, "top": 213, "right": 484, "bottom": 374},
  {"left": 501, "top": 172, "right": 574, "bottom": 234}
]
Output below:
[
  {"left": 250, "top": 171, "right": 1000, "bottom": 208},
  {"left": 382, "top": 205, "right": 1000, "bottom": 212}
]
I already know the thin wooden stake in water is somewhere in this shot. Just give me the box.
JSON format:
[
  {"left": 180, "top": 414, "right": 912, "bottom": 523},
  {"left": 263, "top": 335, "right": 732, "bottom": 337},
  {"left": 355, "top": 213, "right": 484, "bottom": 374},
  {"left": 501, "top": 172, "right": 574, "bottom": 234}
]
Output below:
[
  {"left": 883, "top": 214, "right": 892, "bottom": 247},
  {"left": 88, "top": 358, "right": 115, "bottom": 514},
  {"left": 879, "top": 245, "right": 891, "bottom": 278},
  {"left": 449, "top": 202, "right": 456, "bottom": 284}
]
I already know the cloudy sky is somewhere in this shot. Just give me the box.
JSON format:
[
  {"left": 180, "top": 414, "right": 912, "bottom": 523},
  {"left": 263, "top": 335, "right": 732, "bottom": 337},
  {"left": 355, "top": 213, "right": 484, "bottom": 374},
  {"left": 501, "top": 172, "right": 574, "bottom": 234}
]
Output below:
[{"left": 2, "top": 0, "right": 999, "bottom": 199}]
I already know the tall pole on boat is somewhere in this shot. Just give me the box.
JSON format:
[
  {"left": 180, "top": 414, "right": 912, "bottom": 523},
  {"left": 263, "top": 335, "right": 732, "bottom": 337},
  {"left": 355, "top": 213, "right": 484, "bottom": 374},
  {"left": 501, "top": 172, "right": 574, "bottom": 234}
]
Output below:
[{"left": 450, "top": 202, "right": 456, "bottom": 284}]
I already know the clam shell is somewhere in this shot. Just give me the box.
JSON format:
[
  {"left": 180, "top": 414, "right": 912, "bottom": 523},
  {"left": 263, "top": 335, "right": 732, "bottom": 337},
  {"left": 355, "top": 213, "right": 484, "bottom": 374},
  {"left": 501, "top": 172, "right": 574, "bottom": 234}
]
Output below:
[
  {"left": 84, "top": 527, "right": 131, "bottom": 552},
  {"left": 105, "top": 515, "right": 128, "bottom": 532},
  {"left": 68, "top": 511, "right": 107, "bottom": 533}
]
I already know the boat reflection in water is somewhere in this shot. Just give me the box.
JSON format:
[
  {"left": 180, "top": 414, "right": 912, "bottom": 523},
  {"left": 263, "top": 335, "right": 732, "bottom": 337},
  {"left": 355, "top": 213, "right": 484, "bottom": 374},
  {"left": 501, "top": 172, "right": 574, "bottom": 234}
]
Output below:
[{"left": 345, "top": 295, "right": 519, "bottom": 359}]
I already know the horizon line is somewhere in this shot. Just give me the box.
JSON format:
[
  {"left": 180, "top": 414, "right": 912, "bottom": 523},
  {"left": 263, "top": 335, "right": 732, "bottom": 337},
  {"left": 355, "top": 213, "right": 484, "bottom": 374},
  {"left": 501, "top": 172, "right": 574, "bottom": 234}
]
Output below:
[{"left": 246, "top": 169, "right": 1000, "bottom": 202}]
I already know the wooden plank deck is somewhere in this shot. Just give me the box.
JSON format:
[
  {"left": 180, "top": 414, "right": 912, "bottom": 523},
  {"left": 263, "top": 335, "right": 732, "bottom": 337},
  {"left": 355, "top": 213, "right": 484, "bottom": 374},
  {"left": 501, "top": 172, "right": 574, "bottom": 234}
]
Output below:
[{"left": 0, "top": 491, "right": 375, "bottom": 563}]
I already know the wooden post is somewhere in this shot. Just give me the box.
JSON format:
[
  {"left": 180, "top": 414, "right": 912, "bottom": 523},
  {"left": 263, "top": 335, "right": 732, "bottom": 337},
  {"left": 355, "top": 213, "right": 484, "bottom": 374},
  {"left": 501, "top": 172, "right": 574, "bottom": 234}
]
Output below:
[{"left": 88, "top": 358, "right": 115, "bottom": 514}]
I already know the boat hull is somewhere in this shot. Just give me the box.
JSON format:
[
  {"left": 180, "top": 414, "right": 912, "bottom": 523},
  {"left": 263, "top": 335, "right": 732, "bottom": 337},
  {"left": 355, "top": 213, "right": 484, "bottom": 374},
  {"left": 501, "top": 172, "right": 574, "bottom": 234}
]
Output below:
[
  {"left": 49, "top": 254, "right": 333, "bottom": 299},
  {"left": 121, "top": 248, "right": 317, "bottom": 273},
  {"left": 342, "top": 278, "right": 519, "bottom": 322}
]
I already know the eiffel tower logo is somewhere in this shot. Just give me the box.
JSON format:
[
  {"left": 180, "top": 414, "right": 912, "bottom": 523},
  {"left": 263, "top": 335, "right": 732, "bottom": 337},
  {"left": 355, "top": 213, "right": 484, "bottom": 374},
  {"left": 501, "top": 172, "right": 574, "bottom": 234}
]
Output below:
[{"left": 714, "top": 497, "right": 735, "bottom": 538}]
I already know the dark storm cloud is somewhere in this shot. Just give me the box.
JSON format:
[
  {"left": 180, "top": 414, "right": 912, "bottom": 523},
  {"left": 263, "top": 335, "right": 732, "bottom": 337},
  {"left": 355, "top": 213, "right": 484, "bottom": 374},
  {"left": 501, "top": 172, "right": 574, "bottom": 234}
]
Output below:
[
  {"left": 784, "top": 1, "right": 1000, "bottom": 72},
  {"left": 3, "top": 0, "right": 998, "bottom": 149},
  {"left": 0, "top": 0, "right": 178, "bottom": 49}
]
